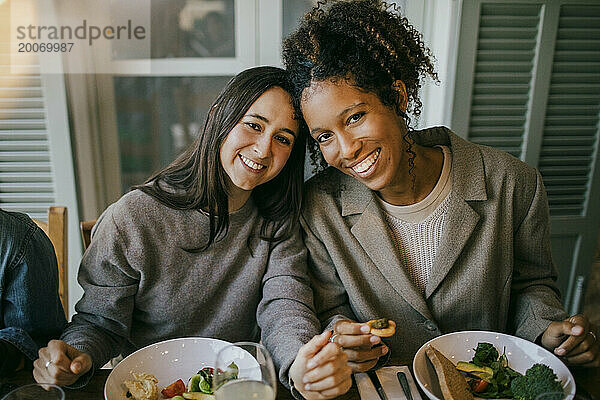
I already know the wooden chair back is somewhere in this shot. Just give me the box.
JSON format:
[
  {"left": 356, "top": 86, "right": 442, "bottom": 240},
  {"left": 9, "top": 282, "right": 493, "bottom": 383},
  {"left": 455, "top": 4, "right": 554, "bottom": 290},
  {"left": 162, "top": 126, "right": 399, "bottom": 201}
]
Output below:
[
  {"left": 80, "top": 220, "right": 97, "bottom": 250},
  {"left": 33, "top": 206, "right": 68, "bottom": 317}
]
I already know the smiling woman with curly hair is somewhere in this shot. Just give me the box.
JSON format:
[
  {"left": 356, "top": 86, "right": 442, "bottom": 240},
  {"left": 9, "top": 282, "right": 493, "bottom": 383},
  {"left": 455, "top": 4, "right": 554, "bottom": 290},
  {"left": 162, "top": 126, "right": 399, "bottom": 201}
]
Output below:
[
  {"left": 282, "top": 1, "right": 598, "bottom": 394},
  {"left": 283, "top": 0, "right": 437, "bottom": 176}
]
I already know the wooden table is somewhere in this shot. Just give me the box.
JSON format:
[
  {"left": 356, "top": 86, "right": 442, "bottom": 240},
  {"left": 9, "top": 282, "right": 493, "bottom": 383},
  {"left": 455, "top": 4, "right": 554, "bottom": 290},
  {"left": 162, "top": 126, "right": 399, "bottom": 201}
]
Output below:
[{"left": 1, "top": 366, "right": 598, "bottom": 400}]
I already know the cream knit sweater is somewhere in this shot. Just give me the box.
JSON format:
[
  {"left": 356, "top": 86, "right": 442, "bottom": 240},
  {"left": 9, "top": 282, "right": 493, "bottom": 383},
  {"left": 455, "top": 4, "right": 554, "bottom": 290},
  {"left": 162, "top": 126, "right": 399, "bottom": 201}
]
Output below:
[{"left": 377, "top": 146, "right": 452, "bottom": 294}]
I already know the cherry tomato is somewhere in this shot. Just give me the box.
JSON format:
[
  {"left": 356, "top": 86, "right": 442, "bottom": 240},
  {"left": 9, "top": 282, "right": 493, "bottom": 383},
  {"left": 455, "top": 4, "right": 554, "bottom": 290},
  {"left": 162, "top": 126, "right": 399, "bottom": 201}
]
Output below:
[
  {"left": 161, "top": 379, "right": 185, "bottom": 398},
  {"left": 470, "top": 378, "right": 489, "bottom": 393}
]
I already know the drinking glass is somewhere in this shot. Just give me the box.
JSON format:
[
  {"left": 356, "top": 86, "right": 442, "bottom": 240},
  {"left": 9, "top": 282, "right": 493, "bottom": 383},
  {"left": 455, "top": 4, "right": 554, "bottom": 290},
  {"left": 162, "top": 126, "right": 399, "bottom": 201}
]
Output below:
[
  {"left": 534, "top": 392, "right": 565, "bottom": 400},
  {"left": 1, "top": 383, "right": 64, "bottom": 400},
  {"left": 213, "top": 342, "right": 277, "bottom": 400}
]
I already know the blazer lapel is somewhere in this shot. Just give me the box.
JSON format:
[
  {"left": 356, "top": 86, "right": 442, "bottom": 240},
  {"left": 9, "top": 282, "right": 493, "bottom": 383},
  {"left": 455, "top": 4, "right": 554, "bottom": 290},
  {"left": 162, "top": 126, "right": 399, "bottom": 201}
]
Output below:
[
  {"left": 425, "top": 196, "right": 480, "bottom": 297},
  {"left": 420, "top": 129, "right": 488, "bottom": 298},
  {"left": 342, "top": 178, "right": 433, "bottom": 320}
]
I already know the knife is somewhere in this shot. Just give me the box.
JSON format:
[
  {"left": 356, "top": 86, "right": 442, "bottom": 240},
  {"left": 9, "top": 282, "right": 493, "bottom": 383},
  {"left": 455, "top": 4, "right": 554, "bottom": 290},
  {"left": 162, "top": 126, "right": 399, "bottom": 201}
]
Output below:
[
  {"left": 367, "top": 370, "right": 388, "bottom": 400},
  {"left": 397, "top": 371, "right": 413, "bottom": 400}
]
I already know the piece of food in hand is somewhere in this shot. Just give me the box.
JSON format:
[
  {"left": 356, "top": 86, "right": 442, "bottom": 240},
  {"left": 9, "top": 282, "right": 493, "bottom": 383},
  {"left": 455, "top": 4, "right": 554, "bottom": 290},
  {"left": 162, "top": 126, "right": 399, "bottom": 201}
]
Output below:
[
  {"left": 510, "top": 363, "right": 564, "bottom": 400},
  {"left": 425, "top": 345, "right": 474, "bottom": 400},
  {"left": 367, "top": 318, "right": 396, "bottom": 337},
  {"left": 124, "top": 372, "right": 160, "bottom": 400}
]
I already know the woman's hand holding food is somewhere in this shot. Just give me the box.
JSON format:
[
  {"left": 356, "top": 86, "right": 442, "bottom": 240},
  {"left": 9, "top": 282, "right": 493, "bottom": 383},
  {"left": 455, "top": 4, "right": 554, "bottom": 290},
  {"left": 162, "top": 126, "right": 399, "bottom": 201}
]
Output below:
[
  {"left": 290, "top": 330, "right": 352, "bottom": 399},
  {"left": 331, "top": 319, "right": 393, "bottom": 373},
  {"left": 33, "top": 340, "right": 92, "bottom": 386},
  {"left": 541, "top": 314, "right": 599, "bottom": 366}
]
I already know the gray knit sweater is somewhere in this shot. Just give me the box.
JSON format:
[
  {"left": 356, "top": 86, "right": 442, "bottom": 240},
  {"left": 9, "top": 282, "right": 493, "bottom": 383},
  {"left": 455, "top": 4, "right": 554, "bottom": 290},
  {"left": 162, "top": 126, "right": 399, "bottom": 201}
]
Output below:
[{"left": 61, "top": 189, "right": 319, "bottom": 386}]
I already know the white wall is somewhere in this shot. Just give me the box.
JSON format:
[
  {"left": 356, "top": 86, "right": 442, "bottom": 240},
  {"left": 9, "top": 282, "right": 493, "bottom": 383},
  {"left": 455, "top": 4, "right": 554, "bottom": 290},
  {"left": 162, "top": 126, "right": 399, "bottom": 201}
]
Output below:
[{"left": 405, "top": 0, "right": 462, "bottom": 130}]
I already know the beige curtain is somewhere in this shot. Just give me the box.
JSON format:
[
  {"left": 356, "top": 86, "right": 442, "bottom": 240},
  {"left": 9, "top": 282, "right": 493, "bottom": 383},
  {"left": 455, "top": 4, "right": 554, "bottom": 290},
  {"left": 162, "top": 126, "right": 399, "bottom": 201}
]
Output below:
[
  {"left": 64, "top": 73, "right": 121, "bottom": 220},
  {"left": 55, "top": 0, "right": 122, "bottom": 220}
]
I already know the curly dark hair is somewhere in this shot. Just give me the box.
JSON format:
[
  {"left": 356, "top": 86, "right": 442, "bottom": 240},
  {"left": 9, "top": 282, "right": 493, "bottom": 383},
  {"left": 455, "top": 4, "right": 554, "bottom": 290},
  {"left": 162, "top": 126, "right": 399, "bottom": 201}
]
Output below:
[{"left": 282, "top": 0, "right": 438, "bottom": 173}]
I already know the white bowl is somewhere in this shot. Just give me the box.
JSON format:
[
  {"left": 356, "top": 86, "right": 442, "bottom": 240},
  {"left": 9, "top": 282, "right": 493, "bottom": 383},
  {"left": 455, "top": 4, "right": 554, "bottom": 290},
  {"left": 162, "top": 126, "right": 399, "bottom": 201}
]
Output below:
[
  {"left": 412, "top": 331, "right": 575, "bottom": 400},
  {"left": 104, "top": 337, "right": 258, "bottom": 400}
]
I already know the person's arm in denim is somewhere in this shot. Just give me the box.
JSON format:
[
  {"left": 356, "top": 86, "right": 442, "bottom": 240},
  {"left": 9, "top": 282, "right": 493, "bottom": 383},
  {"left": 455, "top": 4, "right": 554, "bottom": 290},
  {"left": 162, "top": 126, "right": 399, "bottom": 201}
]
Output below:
[{"left": 0, "top": 224, "right": 67, "bottom": 376}]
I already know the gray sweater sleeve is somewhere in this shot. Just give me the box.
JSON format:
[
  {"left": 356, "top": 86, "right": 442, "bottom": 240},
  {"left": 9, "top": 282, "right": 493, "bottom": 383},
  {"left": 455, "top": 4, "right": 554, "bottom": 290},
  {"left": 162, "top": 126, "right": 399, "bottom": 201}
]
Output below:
[
  {"left": 61, "top": 205, "right": 138, "bottom": 376},
  {"left": 257, "top": 224, "right": 320, "bottom": 391}
]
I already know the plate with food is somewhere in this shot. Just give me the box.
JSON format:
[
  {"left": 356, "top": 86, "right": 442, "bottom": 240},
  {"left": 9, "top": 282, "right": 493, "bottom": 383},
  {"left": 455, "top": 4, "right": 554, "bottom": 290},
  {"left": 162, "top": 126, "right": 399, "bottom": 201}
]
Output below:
[
  {"left": 413, "top": 331, "right": 575, "bottom": 400},
  {"left": 104, "top": 337, "right": 259, "bottom": 400}
]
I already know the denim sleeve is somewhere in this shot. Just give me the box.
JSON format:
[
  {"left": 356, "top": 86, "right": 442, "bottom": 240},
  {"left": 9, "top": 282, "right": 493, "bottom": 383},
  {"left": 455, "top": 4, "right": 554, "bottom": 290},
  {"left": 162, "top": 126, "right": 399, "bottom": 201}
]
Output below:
[{"left": 0, "top": 226, "right": 67, "bottom": 361}]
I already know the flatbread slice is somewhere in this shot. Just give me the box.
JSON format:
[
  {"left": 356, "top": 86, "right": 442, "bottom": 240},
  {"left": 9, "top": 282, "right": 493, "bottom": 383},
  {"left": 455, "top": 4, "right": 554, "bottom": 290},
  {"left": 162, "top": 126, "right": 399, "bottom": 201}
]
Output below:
[{"left": 425, "top": 345, "right": 474, "bottom": 400}]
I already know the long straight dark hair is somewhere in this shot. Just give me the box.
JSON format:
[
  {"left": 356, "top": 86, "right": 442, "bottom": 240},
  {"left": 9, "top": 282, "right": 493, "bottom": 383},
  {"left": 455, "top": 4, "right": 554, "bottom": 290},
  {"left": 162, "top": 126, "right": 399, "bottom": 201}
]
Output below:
[{"left": 135, "top": 66, "right": 307, "bottom": 250}]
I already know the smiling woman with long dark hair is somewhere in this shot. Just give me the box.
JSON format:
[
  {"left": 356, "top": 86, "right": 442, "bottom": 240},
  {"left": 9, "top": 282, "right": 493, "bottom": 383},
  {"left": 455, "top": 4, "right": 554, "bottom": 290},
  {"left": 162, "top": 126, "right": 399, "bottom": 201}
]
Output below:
[
  {"left": 32, "top": 67, "right": 351, "bottom": 395},
  {"left": 138, "top": 67, "right": 307, "bottom": 249}
]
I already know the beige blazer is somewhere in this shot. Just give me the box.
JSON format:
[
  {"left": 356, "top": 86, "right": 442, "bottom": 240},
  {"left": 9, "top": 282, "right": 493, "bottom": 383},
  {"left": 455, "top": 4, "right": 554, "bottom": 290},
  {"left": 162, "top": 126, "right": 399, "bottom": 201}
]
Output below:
[{"left": 300, "top": 126, "right": 568, "bottom": 363}]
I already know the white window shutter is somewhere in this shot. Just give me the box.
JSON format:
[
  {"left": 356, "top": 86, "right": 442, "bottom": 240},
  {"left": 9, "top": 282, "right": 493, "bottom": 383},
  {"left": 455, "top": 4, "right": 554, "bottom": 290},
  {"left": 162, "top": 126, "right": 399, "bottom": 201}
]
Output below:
[
  {"left": 538, "top": 4, "right": 600, "bottom": 217},
  {"left": 466, "top": 3, "right": 542, "bottom": 159},
  {"left": 453, "top": 0, "right": 600, "bottom": 312},
  {"left": 0, "top": 54, "right": 84, "bottom": 318},
  {"left": 0, "top": 71, "right": 56, "bottom": 220}
]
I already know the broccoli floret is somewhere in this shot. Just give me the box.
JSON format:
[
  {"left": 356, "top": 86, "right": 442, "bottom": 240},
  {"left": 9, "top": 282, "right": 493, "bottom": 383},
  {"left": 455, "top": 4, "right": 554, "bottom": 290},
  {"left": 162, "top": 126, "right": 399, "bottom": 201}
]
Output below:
[{"left": 511, "top": 364, "right": 564, "bottom": 400}]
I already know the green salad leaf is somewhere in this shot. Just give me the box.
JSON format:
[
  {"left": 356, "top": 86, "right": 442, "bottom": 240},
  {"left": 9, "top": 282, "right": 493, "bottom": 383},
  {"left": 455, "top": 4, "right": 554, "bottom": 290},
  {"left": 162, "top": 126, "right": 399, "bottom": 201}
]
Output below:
[{"left": 472, "top": 342, "right": 499, "bottom": 367}]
